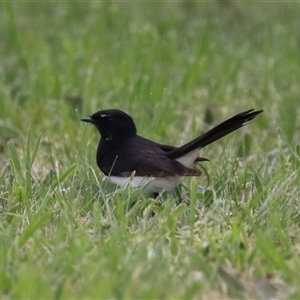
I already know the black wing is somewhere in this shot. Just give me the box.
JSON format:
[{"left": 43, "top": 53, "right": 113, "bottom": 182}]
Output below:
[
  {"left": 100, "top": 149, "right": 201, "bottom": 177},
  {"left": 97, "top": 134, "right": 202, "bottom": 178}
]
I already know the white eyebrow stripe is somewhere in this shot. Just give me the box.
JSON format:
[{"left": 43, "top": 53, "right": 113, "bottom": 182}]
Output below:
[{"left": 100, "top": 114, "right": 112, "bottom": 118}]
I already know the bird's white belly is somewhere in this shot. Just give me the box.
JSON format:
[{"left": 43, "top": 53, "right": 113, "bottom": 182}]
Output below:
[
  {"left": 108, "top": 149, "right": 199, "bottom": 193},
  {"left": 109, "top": 175, "right": 183, "bottom": 193}
]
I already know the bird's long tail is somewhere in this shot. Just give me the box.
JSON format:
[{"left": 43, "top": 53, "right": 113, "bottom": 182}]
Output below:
[{"left": 167, "top": 109, "right": 263, "bottom": 159}]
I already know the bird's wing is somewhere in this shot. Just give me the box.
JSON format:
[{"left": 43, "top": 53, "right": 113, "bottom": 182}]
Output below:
[{"left": 104, "top": 149, "right": 201, "bottom": 177}]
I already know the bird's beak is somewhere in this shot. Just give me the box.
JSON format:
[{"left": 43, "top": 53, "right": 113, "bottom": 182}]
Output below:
[{"left": 81, "top": 116, "right": 94, "bottom": 124}]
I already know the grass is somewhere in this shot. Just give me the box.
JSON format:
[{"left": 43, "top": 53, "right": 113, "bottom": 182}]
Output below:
[{"left": 1, "top": 1, "right": 300, "bottom": 298}]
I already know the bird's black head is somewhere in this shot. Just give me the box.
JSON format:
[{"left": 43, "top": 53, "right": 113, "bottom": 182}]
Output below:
[{"left": 81, "top": 109, "right": 137, "bottom": 140}]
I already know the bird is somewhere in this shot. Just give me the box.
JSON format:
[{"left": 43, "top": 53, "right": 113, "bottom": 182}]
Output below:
[{"left": 81, "top": 108, "right": 263, "bottom": 195}]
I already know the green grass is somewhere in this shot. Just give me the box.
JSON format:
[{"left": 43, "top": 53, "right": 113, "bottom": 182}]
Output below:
[{"left": 1, "top": 1, "right": 300, "bottom": 298}]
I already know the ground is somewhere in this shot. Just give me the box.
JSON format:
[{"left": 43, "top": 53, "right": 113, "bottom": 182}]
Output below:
[{"left": 0, "top": 2, "right": 300, "bottom": 298}]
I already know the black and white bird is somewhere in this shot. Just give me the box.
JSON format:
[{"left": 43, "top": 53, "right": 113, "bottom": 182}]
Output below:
[{"left": 81, "top": 109, "right": 262, "bottom": 195}]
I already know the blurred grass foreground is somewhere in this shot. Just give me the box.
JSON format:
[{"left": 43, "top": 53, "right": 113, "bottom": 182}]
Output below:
[{"left": 1, "top": 2, "right": 300, "bottom": 299}]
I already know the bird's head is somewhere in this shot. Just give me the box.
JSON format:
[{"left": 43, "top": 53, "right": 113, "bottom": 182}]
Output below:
[{"left": 81, "top": 109, "right": 137, "bottom": 140}]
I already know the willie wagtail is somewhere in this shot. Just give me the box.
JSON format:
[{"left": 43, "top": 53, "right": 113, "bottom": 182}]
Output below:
[{"left": 81, "top": 109, "right": 262, "bottom": 194}]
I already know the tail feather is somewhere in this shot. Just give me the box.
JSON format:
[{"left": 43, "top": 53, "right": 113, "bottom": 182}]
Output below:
[{"left": 167, "top": 109, "right": 263, "bottom": 159}]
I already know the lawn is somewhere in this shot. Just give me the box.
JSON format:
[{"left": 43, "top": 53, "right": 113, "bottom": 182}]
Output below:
[{"left": 1, "top": 1, "right": 300, "bottom": 299}]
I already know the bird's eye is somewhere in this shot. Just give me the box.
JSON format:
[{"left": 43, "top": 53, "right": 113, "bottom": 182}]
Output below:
[{"left": 107, "top": 117, "right": 113, "bottom": 122}]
